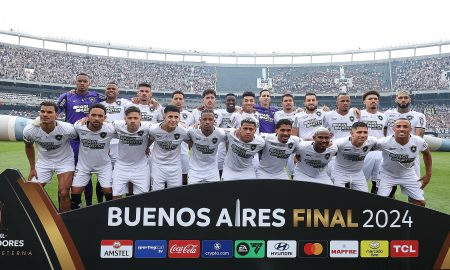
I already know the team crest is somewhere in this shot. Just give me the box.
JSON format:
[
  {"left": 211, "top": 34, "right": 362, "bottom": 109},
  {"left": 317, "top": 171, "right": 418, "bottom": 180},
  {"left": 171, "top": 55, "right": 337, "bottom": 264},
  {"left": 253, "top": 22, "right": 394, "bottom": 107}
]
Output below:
[
  {"left": 117, "top": 100, "right": 121, "bottom": 105},
  {"left": 214, "top": 113, "right": 219, "bottom": 119},
  {"left": 349, "top": 116, "right": 355, "bottom": 122},
  {"left": 89, "top": 97, "right": 96, "bottom": 103},
  {"left": 363, "top": 146, "right": 369, "bottom": 152},
  {"left": 100, "top": 132, "right": 107, "bottom": 138},
  {"left": 288, "top": 142, "right": 294, "bottom": 149},
  {"left": 250, "top": 145, "right": 257, "bottom": 151},
  {"left": 174, "top": 133, "right": 180, "bottom": 140},
  {"left": 325, "top": 153, "right": 330, "bottom": 160},
  {"left": 137, "top": 131, "right": 144, "bottom": 136},
  {"left": 316, "top": 111, "right": 322, "bottom": 116},
  {"left": 183, "top": 113, "right": 188, "bottom": 119},
  {"left": 212, "top": 138, "right": 218, "bottom": 144},
  {"left": 378, "top": 115, "right": 383, "bottom": 121},
  {"left": 407, "top": 115, "right": 413, "bottom": 120},
  {"left": 55, "top": 135, "right": 63, "bottom": 141},
  {"left": 410, "top": 146, "right": 417, "bottom": 153}
]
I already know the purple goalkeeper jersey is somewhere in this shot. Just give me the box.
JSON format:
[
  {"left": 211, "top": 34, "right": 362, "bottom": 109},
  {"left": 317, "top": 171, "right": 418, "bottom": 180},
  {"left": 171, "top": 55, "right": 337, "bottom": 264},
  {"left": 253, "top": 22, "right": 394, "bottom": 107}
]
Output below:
[
  {"left": 254, "top": 104, "right": 278, "bottom": 133},
  {"left": 56, "top": 91, "right": 104, "bottom": 124}
]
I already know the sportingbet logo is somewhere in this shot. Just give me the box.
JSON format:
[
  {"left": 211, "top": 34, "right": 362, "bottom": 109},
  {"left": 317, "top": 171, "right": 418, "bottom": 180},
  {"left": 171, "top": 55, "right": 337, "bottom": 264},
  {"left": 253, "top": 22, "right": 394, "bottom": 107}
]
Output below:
[
  {"left": 390, "top": 240, "right": 419, "bottom": 258},
  {"left": 234, "top": 240, "right": 265, "bottom": 258},
  {"left": 100, "top": 240, "right": 133, "bottom": 258},
  {"left": 134, "top": 240, "right": 166, "bottom": 258},
  {"left": 168, "top": 240, "right": 200, "bottom": 258},
  {"left": 360, "top": 240, "right": 389, "bottom": 258},
  {"left": 267, "top": 240, "right": 296, "bottom": 258},
  {"left": 201, "top": 240, "right": 233, "bottom": 258},
  {"left": 329, "top": 240, "right": 358, "bottom": 258}
]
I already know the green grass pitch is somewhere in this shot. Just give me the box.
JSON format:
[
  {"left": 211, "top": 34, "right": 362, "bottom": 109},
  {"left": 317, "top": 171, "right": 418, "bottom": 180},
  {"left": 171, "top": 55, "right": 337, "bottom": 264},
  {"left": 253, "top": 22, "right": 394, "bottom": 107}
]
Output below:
[{"left": 0, "top": 141, "right": 448, "bottom": 215}]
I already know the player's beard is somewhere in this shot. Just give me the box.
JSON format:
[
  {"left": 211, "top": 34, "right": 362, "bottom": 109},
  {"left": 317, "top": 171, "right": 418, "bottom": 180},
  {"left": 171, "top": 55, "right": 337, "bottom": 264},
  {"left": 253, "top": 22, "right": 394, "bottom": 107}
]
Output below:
[
  {"left": 397, "top": 102, "right": 410, "bottom": 109},
  {"left": 306, "top": 104, "right": 317, "bottom": 112}
]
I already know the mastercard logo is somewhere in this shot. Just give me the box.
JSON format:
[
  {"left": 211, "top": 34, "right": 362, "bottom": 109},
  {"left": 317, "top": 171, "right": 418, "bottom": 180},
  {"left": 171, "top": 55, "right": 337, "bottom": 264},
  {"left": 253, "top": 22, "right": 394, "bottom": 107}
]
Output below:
[{"left": 303, "top": 242, "right": 324, "bottom": 256}]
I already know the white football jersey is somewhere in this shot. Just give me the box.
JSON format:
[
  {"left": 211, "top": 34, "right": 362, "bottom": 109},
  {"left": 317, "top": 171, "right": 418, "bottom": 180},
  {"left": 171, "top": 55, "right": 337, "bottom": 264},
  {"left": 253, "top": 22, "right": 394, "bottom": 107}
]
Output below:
[
  {"left": 138, "top": 104, "right": 163, "bottom": 123},
  {"left": 376, "top": 135, "right": 428, "bottom": 179},
  {"left": 100, "top": 98, "right": 132, "bottom": 122},
  {"left": 219, "top": 109, "right": 240, "bottom": 128},
  {"left": 231, "top": 111, "right": 260, "bottom": 132},
  {"left": 192, "top": 108, "right": 224, "bottom": 127},
  {"left": 113, "top": 120, "right": 152, "bottom": 167},
  {"left": 223, "top": 129, "right": 265, "bottom": 173},
  {"left": 384, "top": 109, "right": 426, "bottom": 136},
  {"left": 323, "top": 109, "right": 358, "bottom": 139},
  {"left": 333, "top": 136, "right": 378, "bottom": 174},
  {"left": 292, "top": 109, "right": 325, "bottom": 139},
  {"left": 258, "top": 133, "right": 301, "bottom": 174},
  {"left": 149, "top": 124, "right": 188, "bottom": 165},
  {"left": 295, "top": 141, "right": 338, "bottom": 178},
  {"left": 74, "top": 122, "right": 116, "bottom": 170},
  {"left": 360, "top": 110, "right": 386, "bottom": 138},
  {"left": 179, "top": 109, "right": 195, "bottom": 127},
  {"left": 187, "top": 127, "right": 227, "bottom": 174},
  {"left": 23, "top": 121, "right": 77, "bottom": 165},
  {"left": 274, "top": 110, "right": 296, "bottom": 124}
]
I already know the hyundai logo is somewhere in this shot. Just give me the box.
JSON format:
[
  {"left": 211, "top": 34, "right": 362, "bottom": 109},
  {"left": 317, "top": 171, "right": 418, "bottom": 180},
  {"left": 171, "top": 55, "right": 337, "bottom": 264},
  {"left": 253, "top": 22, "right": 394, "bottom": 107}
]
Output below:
[{"left": 274, "top": 242, "right": 290, "bottom": 251}]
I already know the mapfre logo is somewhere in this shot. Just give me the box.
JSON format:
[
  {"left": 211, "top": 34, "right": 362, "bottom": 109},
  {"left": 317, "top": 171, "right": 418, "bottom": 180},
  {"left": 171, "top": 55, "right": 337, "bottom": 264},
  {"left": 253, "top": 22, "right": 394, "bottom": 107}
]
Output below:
[
  {"left": 329, "top": 240, "right": 359, "bottom": 258},
  {"left": 100, "top": 240, "right": 133, "bottom": 258},
  {"left": 168, "top": 240, "right": 200, "bottom": 258},
  {"left": 390, "top": 240, "right": 419, "bottom": 258}
]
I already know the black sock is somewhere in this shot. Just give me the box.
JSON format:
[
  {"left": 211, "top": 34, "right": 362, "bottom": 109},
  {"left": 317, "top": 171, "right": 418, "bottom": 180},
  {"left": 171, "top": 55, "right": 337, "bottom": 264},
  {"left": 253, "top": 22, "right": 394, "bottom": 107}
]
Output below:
[
  {"left": 388, "top": 186, "right": 398, "bottom": 198},
  {"left": 219, "top": 170, "right": 223, "bottom": 178},
  {"left": 182, "top": 174, "right": 188, "bottom": 185},
  {"left": 84, "top": 179, "right": 93, "bottom": 206},
  {"left": 104, "top": 193, "right": 113, "bottom": 201},
  {"left": 71, "top": 193, "right": 82, "bottom": 210},
  {"left": 126, "top": 193, "right": 133, "bottom": 197},
  {"left": 96, "top": 181, "right": 104, "bottom": 203},
  {"left": 370, "top": 181, "right": 378, "bottom": 194}
]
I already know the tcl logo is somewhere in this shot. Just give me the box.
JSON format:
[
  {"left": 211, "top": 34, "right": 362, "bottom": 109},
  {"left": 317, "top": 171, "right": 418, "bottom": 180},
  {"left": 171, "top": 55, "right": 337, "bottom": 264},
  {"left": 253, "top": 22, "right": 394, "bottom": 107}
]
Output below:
[
  {"left": 168, "top": 240, "right": 200, "bottom": 258},
  {"left": 390, "top": 240, "right": 419, "bottom": 257}
]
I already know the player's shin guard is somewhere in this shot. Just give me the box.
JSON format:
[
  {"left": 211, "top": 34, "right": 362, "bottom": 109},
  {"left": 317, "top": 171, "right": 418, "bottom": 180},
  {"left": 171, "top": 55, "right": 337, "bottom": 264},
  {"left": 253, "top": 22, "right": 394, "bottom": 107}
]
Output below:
[
  {"left": 104, "top": 193, "right": 113, "bottom": 201},
  {"left": 71, "top": 193, "right": 82, "bottom": 210},
  {"left": 84, "top": 179, "right": 93, "bottom": 206},
  {"left": 96, "top": 181, "right": 104, "bottom": 203}
]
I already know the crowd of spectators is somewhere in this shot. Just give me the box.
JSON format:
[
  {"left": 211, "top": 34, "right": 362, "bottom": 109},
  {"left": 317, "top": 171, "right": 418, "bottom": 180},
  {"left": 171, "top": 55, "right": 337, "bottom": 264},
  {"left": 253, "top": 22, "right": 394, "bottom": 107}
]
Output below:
[
  {"left": 0, "top": 43, "right": 216, "bottom": 92},
  {"left": 1, "top": 42, "right": 450, "bottom": 95}
]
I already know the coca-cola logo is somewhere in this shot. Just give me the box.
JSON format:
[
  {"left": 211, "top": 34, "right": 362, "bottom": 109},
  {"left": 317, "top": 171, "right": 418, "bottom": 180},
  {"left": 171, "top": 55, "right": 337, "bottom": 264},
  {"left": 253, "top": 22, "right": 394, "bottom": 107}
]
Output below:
[
  {"left": 168, "top": 240, "right": 200, "bottom": 258},
  {"left": 170, "top": 244, "right": 198, "bottom": 254}
]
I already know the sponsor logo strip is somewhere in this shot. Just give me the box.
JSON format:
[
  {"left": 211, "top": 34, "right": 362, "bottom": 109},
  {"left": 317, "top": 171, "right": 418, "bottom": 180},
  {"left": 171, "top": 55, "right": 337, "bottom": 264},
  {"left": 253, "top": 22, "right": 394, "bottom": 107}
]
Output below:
[
  {"left": 168, "top": 240, "right": 200, "bottom": 258},
  {"left": 234, "top": 240, "right": 265, "bottom": 258},
  {"left": 134, "top": 240, "right": 167, "bottom": 258},
  {"left": 267, "top": 240, "right": 297, "bottom": 258},
  {"left": 298, "top": 240, "right": 328, "bottom": 258},
  {"left": 360, "top": 240, "right": 389, "bottom": 258},
  {"left": 101, "top": 240, "right": 133, "bottom": 258},
  {"left": 329, "top": 240, "right": 359, "bottom": 258},
  {"left": 201, "top": 240, "right": 233, "bottom": 258}
]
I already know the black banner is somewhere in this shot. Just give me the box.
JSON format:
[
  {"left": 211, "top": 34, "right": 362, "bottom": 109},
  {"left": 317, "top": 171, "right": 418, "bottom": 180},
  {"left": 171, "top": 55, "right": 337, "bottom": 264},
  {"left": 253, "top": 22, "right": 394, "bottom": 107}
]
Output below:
[{"left": 1, "top": 169, "right": 449, "bottom": 269}]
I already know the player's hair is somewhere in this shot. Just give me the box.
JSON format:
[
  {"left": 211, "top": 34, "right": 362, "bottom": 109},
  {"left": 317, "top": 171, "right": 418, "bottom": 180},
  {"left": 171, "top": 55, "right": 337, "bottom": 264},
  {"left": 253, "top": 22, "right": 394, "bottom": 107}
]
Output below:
[
  {"left": 282, "top": 93, "right": 294, "bottom": 101},
  {"left": 394, "top": 117, "right": 411, "bottom": 126},
  {"left": 202, "top": 89, "right": 216, "bottom": 98},
  {"left": 138, "top": 82, "right": 152, "bottom": 89},
  {"left": 106, "top": 82, "right": 118, "bottom": 87},
  {"left": 171, "top": 90, "right": 185, "bottom": 98},
  {"left": 259, "top": 89, "right": 270, "bottom": 96},
  {"left": 362, "top": 90, "right": 380, "bottom": 101},
  {"left": 276, "top": 119, "right": 293, "bottom": 129},
  {"left": 313, "top": 127, "right": 330, "bottom": 136},
  {"left": 88, "top": 103, "right": 106, "bottom": 114},
  {"left": 242, "top": 91, "right": 255, "bottom": 99},
  {"left": 241, "top": 117, "right": 257, "bottom": 127},
  {"left": 304, "top": 92, "right": 317, "bottom": 100},
  {"left": 164, "top": 105, "right": 180, "bottom": 114},
  {"left": 337, "top": 92, "right": 350, "bottom": 99},
  {"left": 40, "top": 101, "right": 58, "bottom": 112},
  {"left": 396, "top": 90, "right": 410, "bottom": 97},
  {"left": 225, "top": 93, "right": 236, "bottom": 98},
  {"left": 351, "top": 121, "right": 368, "bottom": 129},
  {"left": 76, "top": 72, "right": 90, "bottom": 79},
  {"left": 201, "top": 109, "right": 215, "bottom": 117},
  {"left": 125, "top": 106, "right": 141, "bottom": 116}
]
